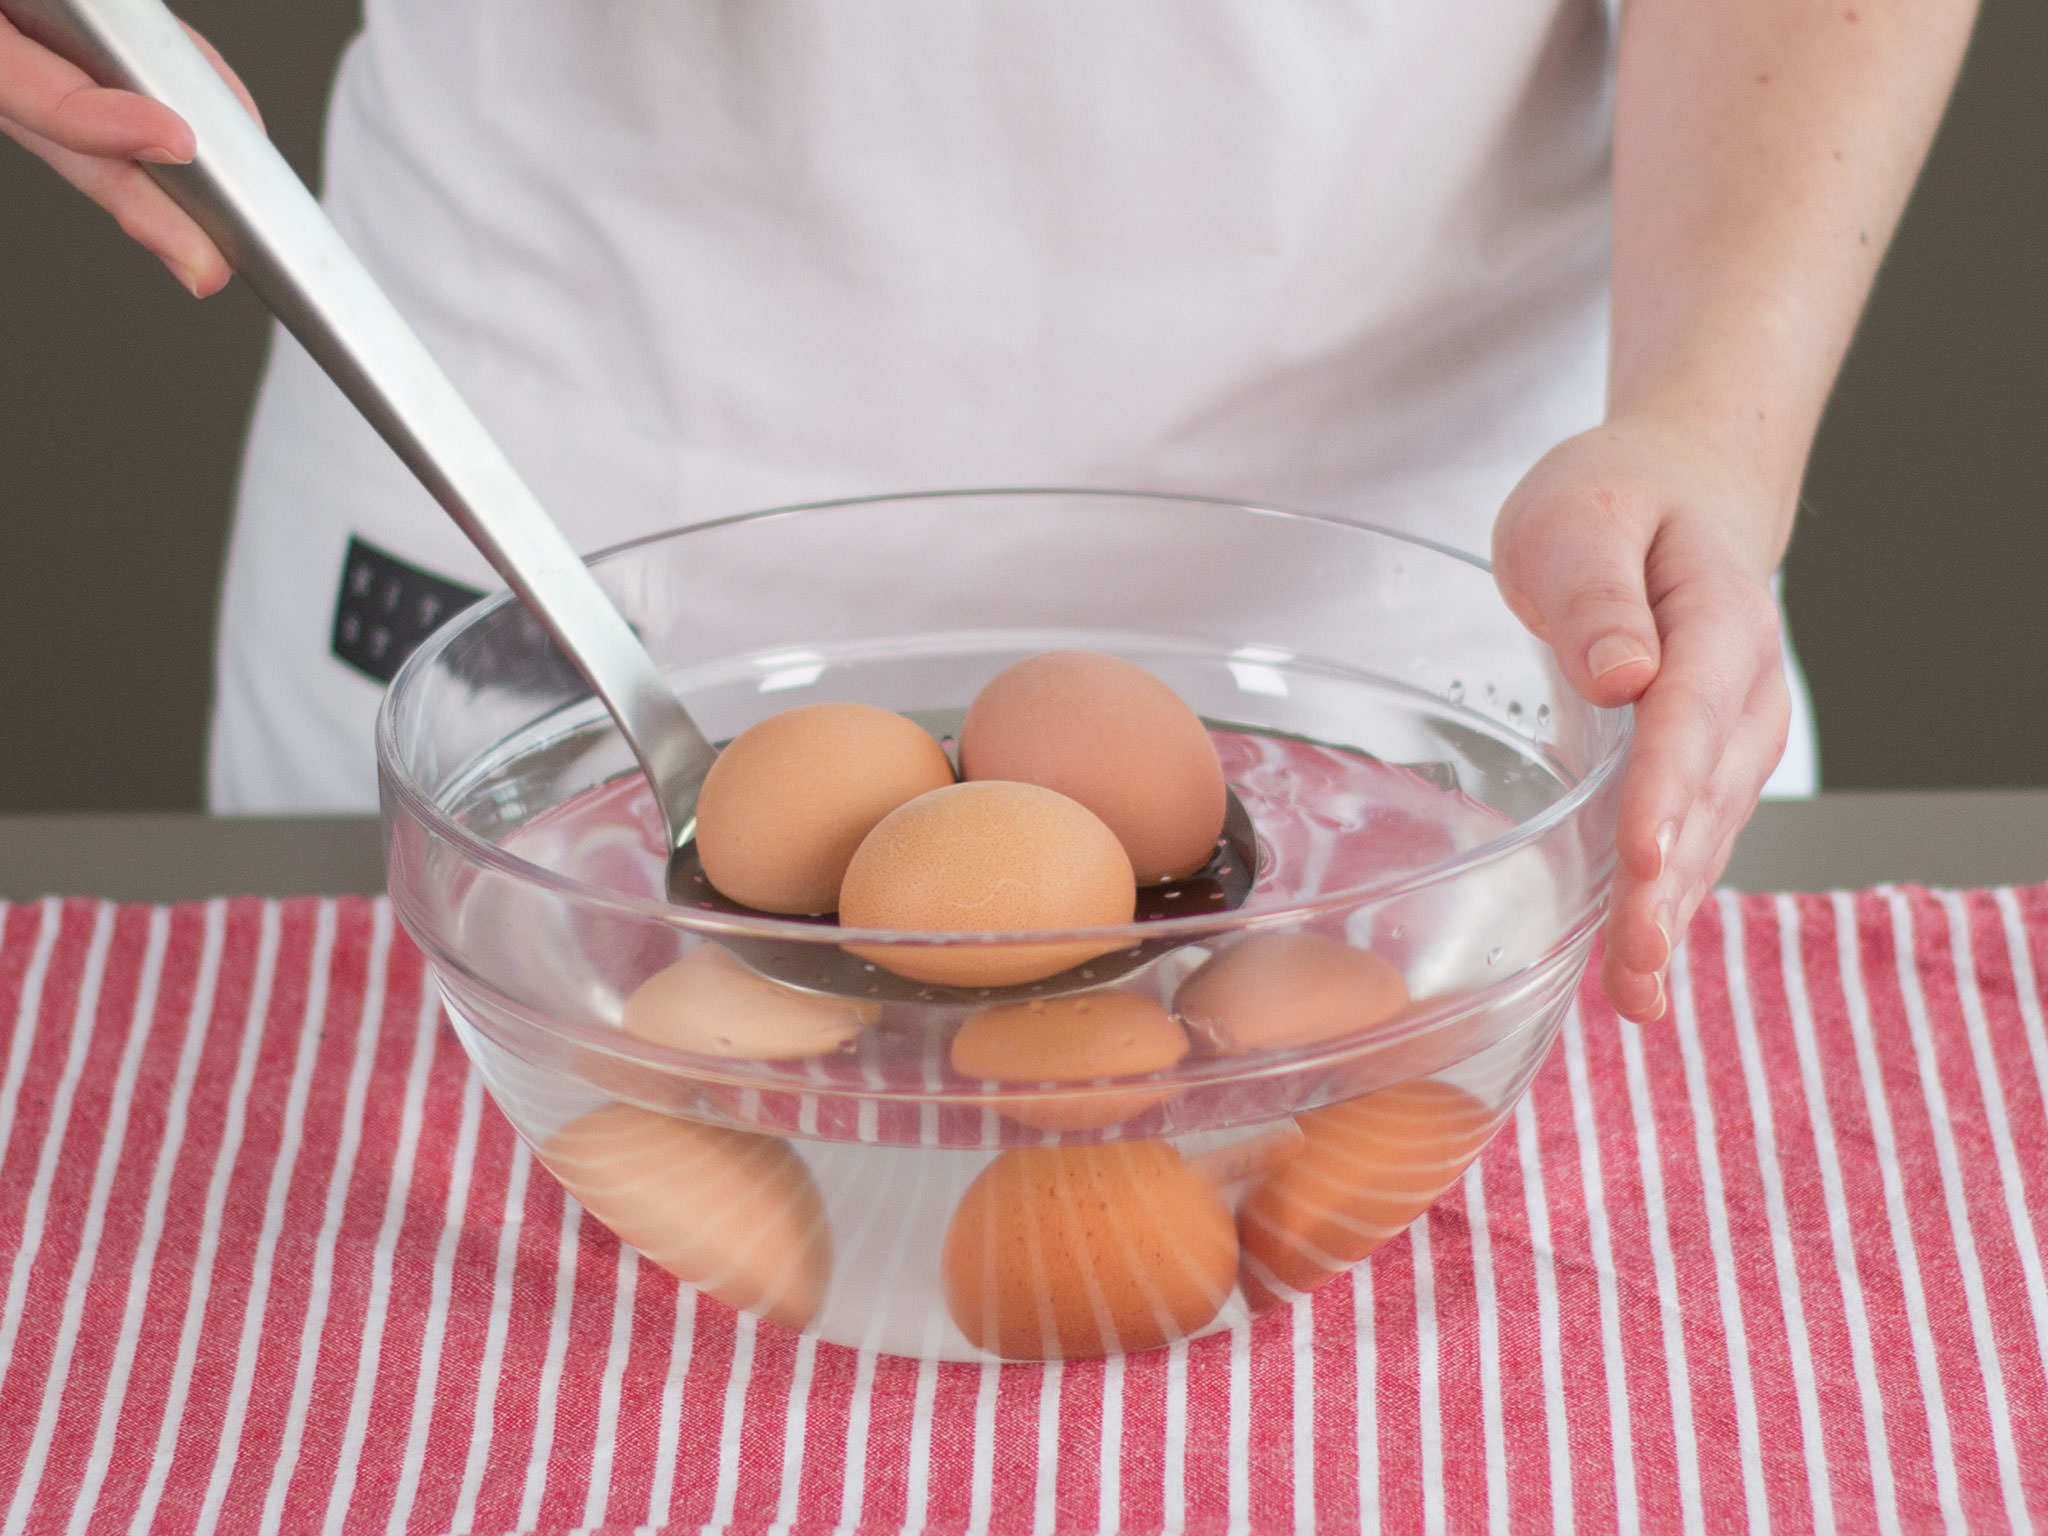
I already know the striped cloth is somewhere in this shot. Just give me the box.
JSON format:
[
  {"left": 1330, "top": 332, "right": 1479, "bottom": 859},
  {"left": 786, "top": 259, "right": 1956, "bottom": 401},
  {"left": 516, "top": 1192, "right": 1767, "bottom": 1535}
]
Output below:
[{"left": 1, "top": 889, "right": 2044, "bottom": 1535}]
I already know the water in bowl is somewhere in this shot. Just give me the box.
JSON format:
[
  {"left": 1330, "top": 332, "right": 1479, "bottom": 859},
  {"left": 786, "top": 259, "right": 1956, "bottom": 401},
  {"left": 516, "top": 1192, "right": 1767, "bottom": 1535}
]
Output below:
[{"left": 429, "top": 697, "right": 1589, "bottom": 1359}]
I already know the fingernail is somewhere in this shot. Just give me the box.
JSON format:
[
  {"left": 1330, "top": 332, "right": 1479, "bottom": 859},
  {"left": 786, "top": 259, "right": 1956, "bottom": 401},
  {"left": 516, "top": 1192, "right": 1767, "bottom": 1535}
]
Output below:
[
  {"left": 1649, "top": 970, "right": 1668, "bottom": 1022},
  {"left": 136, "top": 145, "right": 192, "bottom": 165},
  {"left": 1654, "top": 820, "right": 1678, "bottom": 877},
  {"left": 162, "top": 257, "right": 203, "bottom": 296},
  {"left": 1652, "top": 904, "right": 1675, "bottom": 969},
  {"left": 1587, "top": 635, "right": 1653, "bottom": 679}
]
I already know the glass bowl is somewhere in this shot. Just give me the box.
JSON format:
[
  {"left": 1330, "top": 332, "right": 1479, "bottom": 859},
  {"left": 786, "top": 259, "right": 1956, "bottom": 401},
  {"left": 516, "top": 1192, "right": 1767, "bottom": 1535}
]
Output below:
[{"left": 379, "top": 490, "right": 1626, "bottom": 1361}]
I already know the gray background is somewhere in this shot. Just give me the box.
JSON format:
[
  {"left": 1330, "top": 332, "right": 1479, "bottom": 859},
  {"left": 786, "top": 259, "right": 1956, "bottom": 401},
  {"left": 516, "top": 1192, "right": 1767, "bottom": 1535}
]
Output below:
[{"left": 2, "top": 0, "right": 2043, "bottom": 813}]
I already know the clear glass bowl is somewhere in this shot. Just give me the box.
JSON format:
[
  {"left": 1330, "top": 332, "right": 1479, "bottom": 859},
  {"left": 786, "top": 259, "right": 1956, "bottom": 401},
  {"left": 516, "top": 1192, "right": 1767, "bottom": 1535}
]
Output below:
[{"left": 379, "top": 490, "right": 1626, "bottom": 1361}]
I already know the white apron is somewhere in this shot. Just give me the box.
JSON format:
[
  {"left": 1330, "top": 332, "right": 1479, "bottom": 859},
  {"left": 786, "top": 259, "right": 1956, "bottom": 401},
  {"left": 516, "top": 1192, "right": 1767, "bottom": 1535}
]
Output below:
[{"left": 208, "top": 0, "right": 1816, "bottom": 811}]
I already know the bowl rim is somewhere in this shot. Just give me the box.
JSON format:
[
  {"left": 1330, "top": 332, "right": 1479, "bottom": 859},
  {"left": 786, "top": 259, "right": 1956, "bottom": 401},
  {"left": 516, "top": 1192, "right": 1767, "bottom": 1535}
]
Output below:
[{"left": 376, "top": 486, "right": 1631, "bottom": 946}]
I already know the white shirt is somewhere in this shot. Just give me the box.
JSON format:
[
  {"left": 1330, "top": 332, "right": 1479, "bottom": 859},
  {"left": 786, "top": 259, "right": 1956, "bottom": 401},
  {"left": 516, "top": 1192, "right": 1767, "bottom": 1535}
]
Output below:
[{"left": 208, "top": 0, "right": 1815, "bottom": 810}]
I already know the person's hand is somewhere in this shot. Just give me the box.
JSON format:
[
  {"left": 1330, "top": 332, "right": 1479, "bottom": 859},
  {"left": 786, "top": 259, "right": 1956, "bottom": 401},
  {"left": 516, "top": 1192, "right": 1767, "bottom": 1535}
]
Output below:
[
  {"left": 1492, "top": 416, "right": 1793, "bottom": 1024},
  {"left": 0, "top": 11, "right": 256, "bottom": 295}
]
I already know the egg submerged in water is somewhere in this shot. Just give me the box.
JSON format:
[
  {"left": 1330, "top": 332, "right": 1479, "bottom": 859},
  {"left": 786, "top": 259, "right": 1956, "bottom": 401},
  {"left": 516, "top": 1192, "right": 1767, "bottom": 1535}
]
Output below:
[
  {"left": 1175, "top": 930, "right": 1410, "bottom": 1054},
  {"left": 940, "top": 1140, "right": 1238, "bottom": 1359},
  {"left": 541, "top": 1103, "right": 832, "bottom": 1331},
  {"left": 949, "top": 989, "right": 1189, "bottom": 1131},
  {"left": 622, "top": 942, "right": 877, "bottom": 1060},
  {"left": 1236, "top": 1079, "right": 1502, "bottom": 1313}
]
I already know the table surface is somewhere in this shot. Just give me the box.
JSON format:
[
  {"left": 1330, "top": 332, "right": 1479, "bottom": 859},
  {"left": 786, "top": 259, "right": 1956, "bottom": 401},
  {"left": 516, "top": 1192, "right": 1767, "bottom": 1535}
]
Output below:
[
  {"left": 2, "top": 791, "right": 2046, "bottom": 901},
  {"left": 5, "top": 838, "right": 2046, "bottom": 1531}
]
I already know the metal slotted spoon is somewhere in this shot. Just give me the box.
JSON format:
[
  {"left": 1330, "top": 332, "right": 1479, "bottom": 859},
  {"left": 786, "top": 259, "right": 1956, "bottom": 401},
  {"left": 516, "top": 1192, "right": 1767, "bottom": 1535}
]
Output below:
[{"left": 13, "top": 0, "right": 1273, "bottom": 1003}]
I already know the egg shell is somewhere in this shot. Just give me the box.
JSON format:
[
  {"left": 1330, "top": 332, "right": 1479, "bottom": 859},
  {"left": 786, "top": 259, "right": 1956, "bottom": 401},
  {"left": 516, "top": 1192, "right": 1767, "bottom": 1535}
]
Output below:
[
  {"left": 951, "top": 990, "right": 1189, "bottom": 1131},
  {"left": 622, "top": 943, "right": 879, "bottom": 1060},
  {"left": 941, "top": 1140, "right": 1238, "bottom": 1359},
  {"left": 1174, "top": 931, "right": 1410, "bottom": 1054},
  {"left": 540, "top": 1103, "right": 830, "bottom": 1331},
  {"left": 695, "top": 702, "right": 955, "bottom": 915},
  {"left": 960, "top": 651, "right": 1227, "bottom": 883},
  {"left": 1236, "top": 1079, "right": 1501, "bottom": 1313},
  {"left": 839, "top": 780, "right": 1137, "bottom": 987}
]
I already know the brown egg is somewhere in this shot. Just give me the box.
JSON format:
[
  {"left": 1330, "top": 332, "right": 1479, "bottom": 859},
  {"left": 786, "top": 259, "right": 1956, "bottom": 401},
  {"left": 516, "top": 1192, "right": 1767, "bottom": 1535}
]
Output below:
[
  {"left": 622, "top": 943, "right": 878, "bottom": 1060},
  {"left": 941, "top": 1140, "right": 1238, "bottom": 1358},
  {"left": 1174, "top": 931, "right": 1410, "bottom": 1053},
  {"left": 694, "top": 702, "right": 955, "bottom": 914},
  {"left": 951, "top": 990, "right": 1189, "bottom": 1131},
  {"left": 1236, "top": 1080, "right": 1501, "bottom": 1313},
  {"left": 540, "top": 1103, "right": 830, "bottom": 1331},
  {"left": 838, "top": 781, "right": 1136, "bottom": 987},
  {"left": 960, "top": 651, "right": 1227, "bottom": 883}
]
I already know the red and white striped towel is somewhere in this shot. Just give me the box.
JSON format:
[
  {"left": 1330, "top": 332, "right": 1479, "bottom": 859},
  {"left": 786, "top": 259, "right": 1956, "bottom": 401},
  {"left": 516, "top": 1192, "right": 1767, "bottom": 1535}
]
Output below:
[{"left": 1, "top": 889, "right": 2044, "bottom": 1535}]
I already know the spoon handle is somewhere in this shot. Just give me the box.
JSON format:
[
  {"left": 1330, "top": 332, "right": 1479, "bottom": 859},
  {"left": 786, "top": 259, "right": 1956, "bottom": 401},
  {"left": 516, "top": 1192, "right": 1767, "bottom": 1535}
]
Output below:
[{"left": 4, "top": 0, "right": 717, "bottom": 843}]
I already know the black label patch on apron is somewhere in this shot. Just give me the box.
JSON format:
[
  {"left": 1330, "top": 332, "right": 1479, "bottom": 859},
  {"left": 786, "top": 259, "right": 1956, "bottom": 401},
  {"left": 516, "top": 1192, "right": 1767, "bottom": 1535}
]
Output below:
[{"left": 331, "top": 536, "right": 483, "bottom": 684}]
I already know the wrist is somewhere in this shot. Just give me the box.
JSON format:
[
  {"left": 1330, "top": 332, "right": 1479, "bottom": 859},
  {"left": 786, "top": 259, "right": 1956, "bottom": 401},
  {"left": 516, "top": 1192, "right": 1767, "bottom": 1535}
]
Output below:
[
  {"left": 1610, "top": 330, "right": 1820, "bottom": 505},
  {"left": 1585, "top": 406, "right": 1800, "bottom": 575}
]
